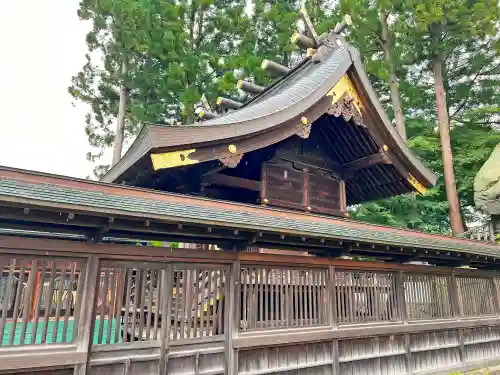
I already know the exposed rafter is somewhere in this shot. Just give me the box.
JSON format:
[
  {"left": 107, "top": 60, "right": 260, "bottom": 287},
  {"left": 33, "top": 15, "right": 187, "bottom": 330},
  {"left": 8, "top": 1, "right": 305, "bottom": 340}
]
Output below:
[
  {"left": 341, "top": 146, "right": 391, "bottom": 172},
  {"left": 203, "top": 173, "right": 260, "bottom": 191}
]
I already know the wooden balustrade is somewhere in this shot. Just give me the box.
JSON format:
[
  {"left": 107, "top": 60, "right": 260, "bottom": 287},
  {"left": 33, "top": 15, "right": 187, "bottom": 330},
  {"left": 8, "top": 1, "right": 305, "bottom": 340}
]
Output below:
[{"left": 2, "top": 236, "right": 500, "bottom": 374}]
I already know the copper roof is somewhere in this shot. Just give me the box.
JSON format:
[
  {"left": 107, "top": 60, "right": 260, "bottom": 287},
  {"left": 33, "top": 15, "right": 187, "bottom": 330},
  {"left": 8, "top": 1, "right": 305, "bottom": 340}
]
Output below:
[{"left": 101, "top": 44, "right": 436, "bottom": 204}]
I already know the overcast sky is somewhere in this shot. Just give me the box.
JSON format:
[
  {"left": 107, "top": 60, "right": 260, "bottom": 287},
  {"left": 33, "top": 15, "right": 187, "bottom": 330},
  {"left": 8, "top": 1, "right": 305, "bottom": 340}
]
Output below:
[{"left": 0, "top": 1, "right": 94, "bottom": 178}]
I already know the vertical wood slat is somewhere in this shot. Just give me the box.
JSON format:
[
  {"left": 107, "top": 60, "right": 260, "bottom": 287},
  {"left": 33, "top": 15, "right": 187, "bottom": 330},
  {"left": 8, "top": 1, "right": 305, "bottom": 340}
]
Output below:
[
  {"left": 62, "top": 262, "right": 77, "bottom": 342},
  {"left": 192, "top": 268, "right": 199, "bottom": 338},
  {"left": 123, "top": 268, "right": 133, "bottom": 343},
  {"left": 105, "top": 269, "right": 117, "bottom": 344},
  {"left": 264, "top": 268, "right": 269, "bottom": 328},
  {"left": 137, "top": 269, "right": 147, "bottom": 341},
  {"left": 146, "top": 270, "right": 154, "bottom": 340},
  {"left": 115, "top": 270, "right": 126, "bottom": 344},
  {"left": 286, "top": 268, "right": 291, "bottom": 327},
  {"left": 397, "top": 271, "right": 407, "bottom": 325},
  {"left": 241, "top": 268, "right": 247, "bottom": 330},
  {"left": 9, "top": 263, "right": 26, "bottom": 345},
  {"left": 217, "top": 268, "right": 224, "bottom": 335},
  {"left": 51, "top": 262, "right": 68, "bottom": 343},
  {"left": 152, "top": 270, "right": 160, "bottom": 340},
  {"left": 97, "top": 267, "right": 109, "bottom": 344},
  {"left": 40, "top": 263, "right": 56, "bottom": 344},
  {"left": 30, "top": 260, "right": 47, "bottom": 344},
  {"left": 173, "top": 270, "right": 181, "bottom": 340},
  {"left": 0, "top": 259, "right": 15, "bottom": 343},
  {"left": 130, "top": 269, "right": 139, "bottom": 342},
  {"left": 19, "top": 260, "right": 38, "bottom": 345},
  {"left": 328, "top": 267, "right": 336, "bottom": 329},
  {"left": 205, "top": 270, "right": 212, "bottom": 336},
  {"left": 200, "top": 270, "right": 206, "bottom": 336},
  {"left": 180, "top": 269, "right": 188, "bottom": 339}
]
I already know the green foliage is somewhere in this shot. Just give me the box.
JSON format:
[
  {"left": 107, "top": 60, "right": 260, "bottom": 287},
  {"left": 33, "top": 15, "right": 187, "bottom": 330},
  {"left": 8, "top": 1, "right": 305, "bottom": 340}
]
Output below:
[
  {"left": 73, "top": 0, "right": 500, "bottom": 234},
  {"left": 70, "top": 0, "right": 250, "bottom": 174},
  {"left": 345, "top": 0, "right": 500, "bottom": 233}
]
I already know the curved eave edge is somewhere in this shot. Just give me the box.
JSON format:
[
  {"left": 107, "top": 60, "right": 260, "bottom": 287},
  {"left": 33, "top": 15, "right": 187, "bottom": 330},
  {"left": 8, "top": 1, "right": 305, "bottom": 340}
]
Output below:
[
  {"left": 103, "top": 49, "right": 354, "bottom": 182},
  {"left": 100, "top": 124, "right": 153, "bottom": 183},
  {"left": 347, "top": 46, "right": 437, "bottom": 189}
]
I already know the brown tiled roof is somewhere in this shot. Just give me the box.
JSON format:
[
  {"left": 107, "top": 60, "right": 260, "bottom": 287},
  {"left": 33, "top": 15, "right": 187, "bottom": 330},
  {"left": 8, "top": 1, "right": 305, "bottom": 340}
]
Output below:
[{"left": 0, "top": 167, "right": 497, "bottom": 267}]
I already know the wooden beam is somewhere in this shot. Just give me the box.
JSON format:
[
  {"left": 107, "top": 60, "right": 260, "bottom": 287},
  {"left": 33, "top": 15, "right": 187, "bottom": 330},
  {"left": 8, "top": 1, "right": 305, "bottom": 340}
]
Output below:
[
  {"left": 342, "top": 147, "right": 391, "bottom": 172},
  {"left": 237, "top": 80, "right": 264, "bottom": 95},
  {"left": 195, "top": 107, "right": 217, "bottom": 120},
  {"left": 203, "top": 173, "right": 260, "bottom": 192},
  {"left": 291, "top": 32, "right": 316, "bottom": 49},
  {"left": 299, "top": 6, "right": 319, "bottom": 44},
  {"left": 261, "top": 59, "right": 290, "bottom": 76},
  {"left": 216, "top": 97, "right": 243, "bottom": 110}
]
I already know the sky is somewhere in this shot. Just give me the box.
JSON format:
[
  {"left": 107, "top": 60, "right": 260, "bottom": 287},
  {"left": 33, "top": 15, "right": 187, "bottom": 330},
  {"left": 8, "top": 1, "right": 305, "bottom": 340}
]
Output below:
[{"left": 0, "top": 1, "right": 94, "bottom": 178}]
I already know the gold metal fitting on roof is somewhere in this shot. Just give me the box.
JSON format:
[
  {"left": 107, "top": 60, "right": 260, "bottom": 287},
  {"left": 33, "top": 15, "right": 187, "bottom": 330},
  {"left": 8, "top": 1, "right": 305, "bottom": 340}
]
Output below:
[
  {"left": 228, "top": 144, "right": 237, "bottom": 154},
  {"left": 301, "top": 117, "right": 308, "bottom": 125}
]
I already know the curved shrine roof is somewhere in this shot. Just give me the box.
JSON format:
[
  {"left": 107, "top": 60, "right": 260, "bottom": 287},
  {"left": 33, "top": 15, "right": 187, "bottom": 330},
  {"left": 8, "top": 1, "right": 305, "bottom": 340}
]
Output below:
[{"left": 101, "top": 43, "right": 437, "bottom": 205}]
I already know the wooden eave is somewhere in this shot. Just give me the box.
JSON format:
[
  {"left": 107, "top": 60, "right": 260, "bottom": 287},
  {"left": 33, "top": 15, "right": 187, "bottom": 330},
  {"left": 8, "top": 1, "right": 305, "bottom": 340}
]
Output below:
[
  {"left": 0, "top": 167, "right": 498, "bottom": 269},
  {"left": 101, "top": 44, "right": 436, "bottom": 202}
]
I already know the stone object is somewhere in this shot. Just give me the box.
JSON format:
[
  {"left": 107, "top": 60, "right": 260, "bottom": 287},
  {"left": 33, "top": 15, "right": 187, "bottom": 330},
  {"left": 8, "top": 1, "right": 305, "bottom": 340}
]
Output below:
[{"left": 474, "top": 143, "right": 500, "bottom": 215}]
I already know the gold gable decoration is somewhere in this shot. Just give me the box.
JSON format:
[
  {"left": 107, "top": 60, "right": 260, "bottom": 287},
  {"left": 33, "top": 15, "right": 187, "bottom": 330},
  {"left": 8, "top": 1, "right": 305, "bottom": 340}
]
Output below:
[
  {"left": 326, "top": 74, "right": 364, "bottom": 126},
  {"left": 407, "top": 173, "right": 427, "bottom": 195},
  {"left": 151, "top": 149, "right": 199, "bottom": 171}
]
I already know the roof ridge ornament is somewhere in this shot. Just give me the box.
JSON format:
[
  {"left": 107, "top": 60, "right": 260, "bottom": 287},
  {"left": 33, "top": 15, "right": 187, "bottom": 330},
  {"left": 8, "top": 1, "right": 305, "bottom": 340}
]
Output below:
[{"left": 295, "top": 8, "right": 352, "bottom": 64}]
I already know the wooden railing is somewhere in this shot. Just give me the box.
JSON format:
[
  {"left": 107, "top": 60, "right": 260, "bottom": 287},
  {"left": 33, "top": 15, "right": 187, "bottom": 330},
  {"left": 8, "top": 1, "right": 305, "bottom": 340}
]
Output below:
[
  {"left": 461, "top": 221, "right": 497, "bottom": 243},
  {"left": 3, "top": 236, "right": 500, "bottom": 374}
]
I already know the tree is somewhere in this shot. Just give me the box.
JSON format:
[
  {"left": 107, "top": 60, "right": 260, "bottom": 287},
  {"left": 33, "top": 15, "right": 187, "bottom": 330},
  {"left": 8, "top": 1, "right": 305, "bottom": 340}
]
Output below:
[
  {"left": 70, "top": 0, "right": 250, "bottom": 175},
  {"left": 337, "top": 0, "right": 409, "bottom": 140},
  {"left": 335, "top": 0, "right": 500, "bottom": 234},
  {"left": 399, "top": 0, "right": 499, "bottom": 235}
]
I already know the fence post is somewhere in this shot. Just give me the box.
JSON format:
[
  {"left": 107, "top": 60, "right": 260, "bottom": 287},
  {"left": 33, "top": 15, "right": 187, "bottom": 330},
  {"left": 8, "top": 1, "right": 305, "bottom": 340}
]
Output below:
[
  {"left": 450, "top": 274, "right": 467, "bottom": 368},
  {"left": 226, "top": 261, "right": 240, "bottom": 375},
  {"left": 490, "top": 277, "right": 500, "bottom": 316},
  {"left": 158, "top": 265, "right": 173, "bottom": 375},
  {"left": 450, "top": 274, "right": 463, "bottom": 317},
  {"left": 328, "top": 266, "right": 337, "bottom": 329},
  {"left": 397, "top": 271, "right": 412, "bottom": 375},
  {"left": 73, "top": 255, "right": 100, "bottom": 375},
  {"left": 329, "top": 266, "right": 340, "bottom": 374}
]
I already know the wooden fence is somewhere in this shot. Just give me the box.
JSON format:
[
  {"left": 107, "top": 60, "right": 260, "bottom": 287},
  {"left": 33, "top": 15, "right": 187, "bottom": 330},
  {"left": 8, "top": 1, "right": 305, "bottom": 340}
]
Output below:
[{"left": 2, "top": 236, "right": 500, "bottom": 374}]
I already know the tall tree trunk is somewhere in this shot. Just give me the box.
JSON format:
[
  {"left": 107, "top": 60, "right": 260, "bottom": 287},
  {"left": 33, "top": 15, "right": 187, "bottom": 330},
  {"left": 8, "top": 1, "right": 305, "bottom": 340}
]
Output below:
[
  {"left": 432, "top": 56, "right": 465, "bottom": 235},
  {"left": 112, "top": 62, "right": 127, "bottom": 166},
  {"left": 380, "top": 12, "right": 407, "bottom": 141},
  {"left": 186, "top": 105, "right": 194, "bottom": 125}
]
